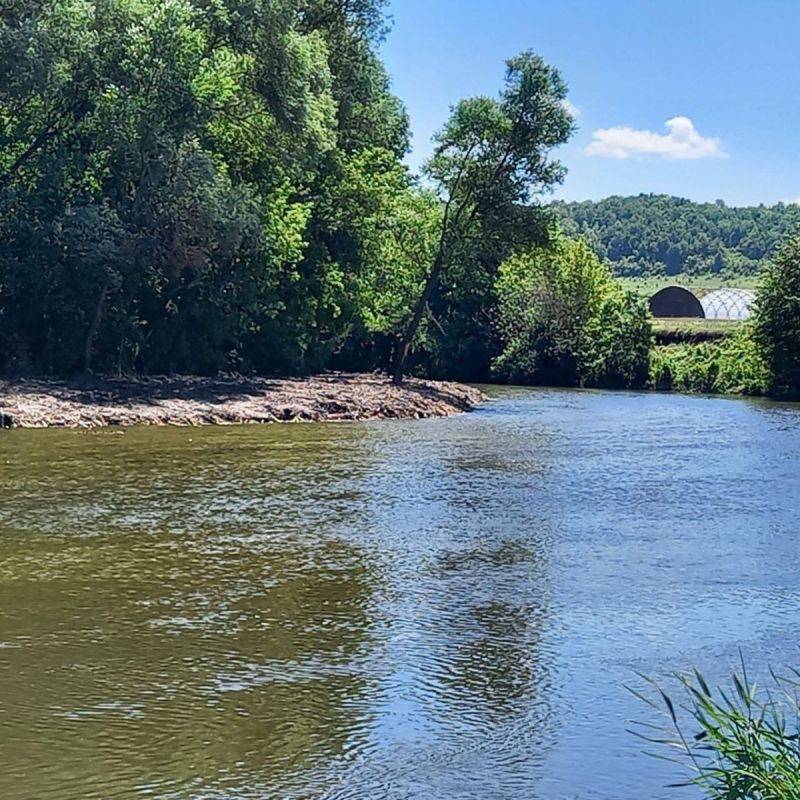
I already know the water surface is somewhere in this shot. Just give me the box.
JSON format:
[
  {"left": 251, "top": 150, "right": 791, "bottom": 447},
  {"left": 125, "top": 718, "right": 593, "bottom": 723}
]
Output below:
[{"left": 2, "top": 388, "right": 800, "bottom": 799}]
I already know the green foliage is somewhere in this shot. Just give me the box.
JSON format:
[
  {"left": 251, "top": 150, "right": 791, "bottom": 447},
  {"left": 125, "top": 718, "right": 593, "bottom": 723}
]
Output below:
[
  {"left": 8, "top": 5, "right": 791, "bottom": 396},
  {"left": 752, "top": 237, "right": 800, "bottom": 399},
  {"left": 493, "top": 237, "right": 651, "bottom": 388},
  {"left": 633, "top": 663, "right": 800, "bottom": 800},
  {"left": 394, "top": 51, "right": 575, "bottom": 381},
  {"left": 649, "top": 328, "right": 769, "bottom": 396},
  {"left": 554, "top": 195, "right": 800, "bottom": 279},
  {"left": 0, "top": 0, "right": 415, "bottom": 375},
  {"left": 636, "top": 238, "right": 800, "bottom": 400}
]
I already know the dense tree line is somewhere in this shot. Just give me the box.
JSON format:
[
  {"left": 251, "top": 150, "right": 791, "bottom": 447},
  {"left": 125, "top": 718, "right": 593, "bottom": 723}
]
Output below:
[
  {"left": 1, "top": 1, "right": 591, "bottom": 381},
  {"left": 0, "top": 0, "right": 420, "bottom": 374},
  {"left": 554, "top": 195, "right": 800, "bottom": 278},
  {"left": 0, "top": 0, "right": 586, "bottom": 380},
  {"left": 7, "top": 3, "right": 797, "bottom": 398}
]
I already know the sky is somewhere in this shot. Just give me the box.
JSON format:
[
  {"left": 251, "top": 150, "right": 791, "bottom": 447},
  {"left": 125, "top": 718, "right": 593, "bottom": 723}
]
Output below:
[{"left": 380, "top": 0, "right": 800, "bottom": 206}]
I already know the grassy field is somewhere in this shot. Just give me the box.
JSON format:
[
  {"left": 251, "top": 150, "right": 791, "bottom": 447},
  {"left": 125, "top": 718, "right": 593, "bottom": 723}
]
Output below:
[
  {"left": 651, "top": 317, "right": 741, "bottom": 342},
  {"left": 620, "top": 274, "right": 761, "bottom": 299}
]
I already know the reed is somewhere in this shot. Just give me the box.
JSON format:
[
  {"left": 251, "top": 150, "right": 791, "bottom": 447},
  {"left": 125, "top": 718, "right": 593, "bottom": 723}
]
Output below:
[{"left": 631, "top": 657, "right": 800, "bottom": 799}]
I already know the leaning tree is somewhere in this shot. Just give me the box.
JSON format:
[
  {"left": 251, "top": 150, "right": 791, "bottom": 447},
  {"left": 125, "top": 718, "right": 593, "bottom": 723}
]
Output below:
[{"left": 391, "top": 51, "right": 575, "bottom": 383}]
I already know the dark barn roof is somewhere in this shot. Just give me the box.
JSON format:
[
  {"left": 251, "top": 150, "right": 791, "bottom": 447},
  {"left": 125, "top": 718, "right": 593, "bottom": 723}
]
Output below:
[{"left": 648, "top": 286, "right": 705, "bottom": 318}]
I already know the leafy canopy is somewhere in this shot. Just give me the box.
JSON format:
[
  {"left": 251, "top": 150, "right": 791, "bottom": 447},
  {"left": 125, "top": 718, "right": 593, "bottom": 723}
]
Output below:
[
  {"left": 393, "top": 51, "right": 575, "bottom": 381},
  {"left": 0, "top": 0, "right": 416, "bottom": 375},
  {"left": 752, "top": 236, "right": 800, "bottom": 398},
  {"left": 554, "top": 194, "right": 800, "bottom": 279},
  {"left": 493, "top": 236, "right": 651, "bottom": 388}
]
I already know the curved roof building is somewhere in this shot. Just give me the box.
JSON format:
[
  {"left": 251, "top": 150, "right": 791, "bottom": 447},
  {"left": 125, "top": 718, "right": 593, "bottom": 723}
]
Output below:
[
  {"left": 700, "top": 288, "right": 756, "bottom": 320},
  {"left": 648, "top": 286, "right": 705, "bottom": 318}
]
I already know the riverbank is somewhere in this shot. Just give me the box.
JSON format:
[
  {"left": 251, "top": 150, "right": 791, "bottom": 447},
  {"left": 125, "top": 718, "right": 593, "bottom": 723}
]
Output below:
[{"left": 0, "top": 373, "right": 486, "bottom": 429}]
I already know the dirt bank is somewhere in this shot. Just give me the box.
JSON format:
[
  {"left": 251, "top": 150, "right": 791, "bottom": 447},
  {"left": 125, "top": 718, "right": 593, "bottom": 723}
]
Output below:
[{"left": 0, "top": 372, "right": 485, "bottom": 429}]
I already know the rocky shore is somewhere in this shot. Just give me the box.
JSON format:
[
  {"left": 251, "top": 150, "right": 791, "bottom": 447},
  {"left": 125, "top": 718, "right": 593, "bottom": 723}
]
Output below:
[{"left": 0, "top": 372, "right": 485, "bottom": 429}]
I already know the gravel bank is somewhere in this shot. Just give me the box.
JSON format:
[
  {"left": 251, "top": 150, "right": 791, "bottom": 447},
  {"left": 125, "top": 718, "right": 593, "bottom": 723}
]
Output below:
[{"left": 0, "top": 372, "right": 486, "bottom": 429}]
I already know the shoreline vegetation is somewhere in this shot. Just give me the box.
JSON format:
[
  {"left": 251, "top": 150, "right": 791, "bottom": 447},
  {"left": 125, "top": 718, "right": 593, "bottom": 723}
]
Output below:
[
  {"left": 4, "top": 4, "right": 800, "bottom": 798},
  {"left": 2, "top": 2, "right": 799, "bottom": 414},
  {"left": 0, "top": 373, "right": 486, "bottom": 430},
  {"left": 2, "top": 359, "right": 797, "bottom": 432}
]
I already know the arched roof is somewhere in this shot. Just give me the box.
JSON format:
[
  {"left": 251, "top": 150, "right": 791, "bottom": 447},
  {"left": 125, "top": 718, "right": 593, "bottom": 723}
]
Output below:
[
  {"left": 648, "top": 286, "right": 705, "bottom": 318},
  {"left": 700, "top": 288, "right": 756, "bottom": 320}
]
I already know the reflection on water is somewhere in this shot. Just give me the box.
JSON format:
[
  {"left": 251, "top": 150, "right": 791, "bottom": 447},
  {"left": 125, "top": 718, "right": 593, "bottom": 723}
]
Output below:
[{"left": 2, "top": 388, "right": 800, "bottom": 799}]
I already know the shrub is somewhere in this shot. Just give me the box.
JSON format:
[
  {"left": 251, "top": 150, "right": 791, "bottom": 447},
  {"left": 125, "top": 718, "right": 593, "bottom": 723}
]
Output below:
[
  {"left": 650, "top": 327, "right": 769, "bottom": 396},
  {"left": 493, "top": 237, "right": 651, "bottom": 388}
]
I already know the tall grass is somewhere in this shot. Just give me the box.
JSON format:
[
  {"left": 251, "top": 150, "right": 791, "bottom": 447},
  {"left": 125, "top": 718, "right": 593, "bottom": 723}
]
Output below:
[
  {"left": 649, "top": 327, "right": 769, "bottom": 396},
  {"left": 631, "top": 659, "right": 800, "bottom": 799}
]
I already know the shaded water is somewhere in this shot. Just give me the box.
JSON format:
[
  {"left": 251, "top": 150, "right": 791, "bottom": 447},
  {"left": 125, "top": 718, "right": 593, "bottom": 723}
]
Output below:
[{"left": 2, "top": 388, "right": 800, "bottom": 799}]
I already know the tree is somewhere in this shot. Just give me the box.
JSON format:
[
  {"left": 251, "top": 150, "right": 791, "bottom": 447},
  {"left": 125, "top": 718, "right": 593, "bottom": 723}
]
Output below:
[
  {"left": 390, "top": 51, "right": 575, "bottom": 383},
  {"left": 492, "top": 237, "right": 651, "bottom": 388},
  {"left": 752, "top": 236, "right": 800, "bottom": 398},
  {"left": 554, "top": 194, "right": 800, "bottom": 279},
  {"left": 0, "top": 0, "right": 415, "bottom": 376}
]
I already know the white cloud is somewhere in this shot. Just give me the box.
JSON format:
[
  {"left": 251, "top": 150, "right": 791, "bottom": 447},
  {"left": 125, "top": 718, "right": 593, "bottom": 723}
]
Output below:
[
  {"left": 561, "top": 99, "right": 581, "bottom": 119},
  {"left": 784, "top": 197, "right": 800, "bottom": 205},
  {"left": 585, "top": 116, "right": 724, "bottom": 160}
]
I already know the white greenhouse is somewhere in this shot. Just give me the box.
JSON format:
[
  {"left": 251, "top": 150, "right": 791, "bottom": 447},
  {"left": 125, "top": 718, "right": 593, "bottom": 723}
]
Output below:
[{"left": 699, "top": 288, "right": 756, "bottom": 321}]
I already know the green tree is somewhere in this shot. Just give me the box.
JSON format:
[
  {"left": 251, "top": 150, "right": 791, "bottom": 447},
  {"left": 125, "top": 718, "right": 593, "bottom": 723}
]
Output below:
[
  {"left": 0, "top": 0, "right": 416, "bottom": 376},
  {"left": 752, "top": 236, "right": 800, "bottom": 398},
  {"left": 390, "top": 51, "right": 575, "bottom": 383},
  {"left": 554, "top": 194, "right": 800, "bottom": 279},
  {"left": 493, "top": 237, "right": 651, "bottom": 388}
]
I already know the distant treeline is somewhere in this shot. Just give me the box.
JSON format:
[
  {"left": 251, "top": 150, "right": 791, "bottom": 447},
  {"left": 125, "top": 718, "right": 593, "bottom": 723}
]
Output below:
[{"left": 553, "top": 195, "right": 800, "bottom": 278}]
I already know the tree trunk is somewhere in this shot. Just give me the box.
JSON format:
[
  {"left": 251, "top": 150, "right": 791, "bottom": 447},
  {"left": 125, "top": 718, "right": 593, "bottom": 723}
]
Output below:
[
  {"left": 0, "top": 128, "right": 58, "bottom": 190},
  {"left": 391, "top": 252, "right": 444, "bottom": 384},
  {"left": 84, "top": 281, "right": 109, "bottom": 372},
  {"left": 390, "top": 148, "right": 475, "bottom": 384}
]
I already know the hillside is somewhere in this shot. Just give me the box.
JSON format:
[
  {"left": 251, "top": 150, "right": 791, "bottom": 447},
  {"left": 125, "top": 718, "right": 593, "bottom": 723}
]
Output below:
[{"left": 553, "top": 195, "right": 800, "bottom": 278}]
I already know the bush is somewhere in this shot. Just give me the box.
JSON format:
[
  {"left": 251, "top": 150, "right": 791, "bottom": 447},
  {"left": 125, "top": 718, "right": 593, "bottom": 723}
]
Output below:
[
  {"left": 633, "top": 662, "right": 800, "bottom": 800},
  {"left": 649, "top": 327, "right": 769, "bottom": 396},
  {"left": 492, "top": 237, "right": 651, "bottom": 388},
  {"left": 752, "top": 237, "right": 800, "bottom": 399}
]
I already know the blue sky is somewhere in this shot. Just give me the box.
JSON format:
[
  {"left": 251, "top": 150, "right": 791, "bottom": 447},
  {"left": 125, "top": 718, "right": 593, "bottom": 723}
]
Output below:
[{"left": 380, "top": 0, "right": 800, "bottom": 206}]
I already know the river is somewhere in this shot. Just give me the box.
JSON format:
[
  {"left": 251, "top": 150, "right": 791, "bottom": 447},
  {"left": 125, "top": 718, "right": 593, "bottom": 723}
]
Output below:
[{"left": 2, "top": 387, "right": 800, "bottom": 800}]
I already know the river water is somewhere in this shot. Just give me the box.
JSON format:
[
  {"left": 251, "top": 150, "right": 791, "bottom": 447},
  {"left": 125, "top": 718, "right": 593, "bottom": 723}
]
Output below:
[{"left": 2, "top": 387, "right": 800, "bottom": 800}]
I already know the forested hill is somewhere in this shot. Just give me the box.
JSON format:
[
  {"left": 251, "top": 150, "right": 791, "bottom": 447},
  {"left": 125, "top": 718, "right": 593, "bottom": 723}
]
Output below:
[{"left": 552, "top": 195, "right": 800, "bottom": 278}]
